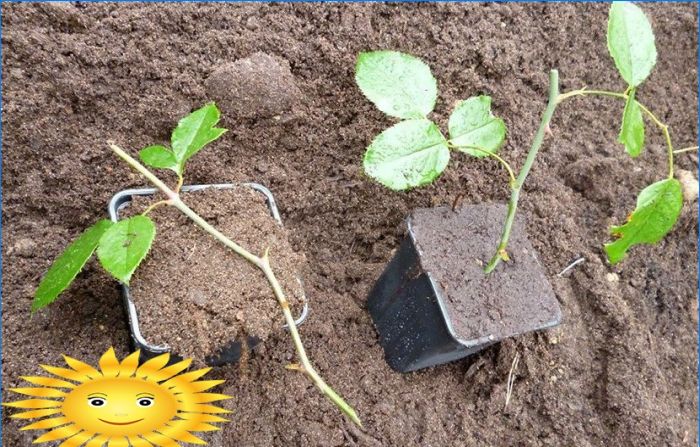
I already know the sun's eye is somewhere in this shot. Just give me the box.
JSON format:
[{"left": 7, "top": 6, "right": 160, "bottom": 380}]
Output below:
[
  {"left": 88, "top": 397, "right": 106, "bottom": 407},
  {"left": 137, "top": 397, "right": 154, "bottom": 407}
]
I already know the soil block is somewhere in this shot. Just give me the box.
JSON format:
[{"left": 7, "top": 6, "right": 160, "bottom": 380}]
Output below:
[
  {"left": 108, "top": 183, "right": 308, "bottom": 366},
  {"left": 367, "top": 203, "right": 562, "bottom": 372}
]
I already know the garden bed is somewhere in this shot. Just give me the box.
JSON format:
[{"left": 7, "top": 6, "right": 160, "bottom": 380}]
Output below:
[{"left": 2, "top": 3, "right": 697, "bottom": 446}]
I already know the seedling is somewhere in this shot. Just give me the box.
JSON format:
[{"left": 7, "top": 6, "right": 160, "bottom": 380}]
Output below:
[
  {"left": 355, "top": 2, "right": 695, "bottom": 273},
  {"left": 33, "top": 103, "right": 361, "bottom": 426}
]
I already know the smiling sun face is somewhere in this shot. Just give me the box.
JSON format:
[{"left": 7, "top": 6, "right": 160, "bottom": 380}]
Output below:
[{"left": 4, "top": 348, "right": 231, "bottom": 446}]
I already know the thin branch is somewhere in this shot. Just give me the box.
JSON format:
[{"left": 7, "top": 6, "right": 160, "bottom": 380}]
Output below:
[{"left": 108, "top": 143, "right": 362, "bottom": 427}]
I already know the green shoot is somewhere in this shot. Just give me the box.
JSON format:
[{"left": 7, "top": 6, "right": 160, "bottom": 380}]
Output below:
[
  {"left": 354, "top": 2, "right": 691, "bottom": 271},
  {"left": 33, "top": 103, "right": 361, "bottom": 426}
]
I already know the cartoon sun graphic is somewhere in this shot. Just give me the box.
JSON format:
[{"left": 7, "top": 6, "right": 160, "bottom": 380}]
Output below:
[{"left": 4, "top": 348, "right": 231, "bottom": 446}]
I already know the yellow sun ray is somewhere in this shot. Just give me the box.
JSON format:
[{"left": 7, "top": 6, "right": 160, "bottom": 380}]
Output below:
[
  {"left": 33, "top": 423, "right": 81, "bottom": 443},
  {"left": 176, "top": 403, "right": 231, "bottom": 414},
  {"left": 158, "top": 425, "right": 206, "bottom": 445},
  {"left": 127, "top": 435, "right": 155, "bottom": 447},
  {"left": 175, "top": 413, "right": 229, "bottom": 424},
  {"left": 20, "top": 416, "right": 70, "bottom": 431},
  {"left": 3, "top": 398, "right": 62, "bottom": 409},
  {"left": 146, "top": 359, "right": 192, "bottom": 383},
  {"left": 118, "top": 351, "right": 141, "bottom": 378},
  {"left": 58, "top": 431, "right": 94, "bottom": 447},
  {"left": 21, "top": 376, "right": 76, "bottom": 389},
  {"left": 98, "top": 348, "right": 121, "bottom": 378},
  {"left": 10, "top": 387, "right": 67, "bottom": 398},
  {"left": 107, "top": 436, "right": 129, "bottom": 447},
  {"left": 162, "top": 368, "right": 211, "bottom": 388},
  {"left": 6, "top": 348, "right": 231, "bottom": 446},
  {"left": 62, "top": 355, "right": 101, "bottom": 379},
  {"left": 169, "top": 380, "right": 225, "bottom": 394},
  {"left": 141, "top": 432, "right": 180, "bottom": 447},
  {"left": 9, "top": 408, "right": 62, "bottom": 419},
  {"left": 84, "top": 434, "right": 109, "bottom": 447},
  {"left": 134, "top": 354, "right": 171, "bottom": 380},
  {"left": 167, "top": 420, "right": 220, "bottom": 432},
  {"left": 178, "top": 393, "right": 231, "bottom": 405},
  {"left": 40, "top": 365, "right": 90, "bottom": 383}
]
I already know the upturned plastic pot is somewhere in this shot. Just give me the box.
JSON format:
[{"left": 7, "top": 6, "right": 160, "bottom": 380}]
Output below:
[
  {"left": 108, "top": 183, "right": 309, "bottom": 366},
  {"left": 366, "top": 204, "right": 562, "bottom": 373}
]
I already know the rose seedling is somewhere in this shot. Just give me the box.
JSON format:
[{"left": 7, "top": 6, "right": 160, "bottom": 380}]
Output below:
[
  {"left": 33, "top": 103, "right": 361, "bottom": 427},
  {"left": 355, "top": 2, "right": 694, "bottom": 273}
]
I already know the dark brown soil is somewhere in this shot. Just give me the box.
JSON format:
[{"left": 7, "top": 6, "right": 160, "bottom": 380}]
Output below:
[
  {"left": 126, "top": 187, "right": 305, "bottom": 360},
  {"left": 410, "top": 204, "right": 561, "bottom": 342},
  {"left": 2, "top": 3, "right": 697, "bottom": 446}
]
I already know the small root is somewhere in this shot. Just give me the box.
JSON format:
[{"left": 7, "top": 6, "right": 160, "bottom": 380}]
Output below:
[{"left": 504, "top": 352, "right": 520, "bottom": 410}]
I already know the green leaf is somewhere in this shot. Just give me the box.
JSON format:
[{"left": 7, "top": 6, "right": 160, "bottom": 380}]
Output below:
[
  {"left": 171, "top": 103, "right": 227, "bottom": 174},
  {"left": 363, "top": 119, "right": 449, "bottom": 190},
  {"left": 607, "top": 2, "right": 657, "bottom": 87},
  {"left": 33, "top": 220, "right": 113, "bottom": 312},
  {"left": 355, "top": 51, "right": 437, "bottom": 119},
  {"left": 618, "top": 88, "right": 645, "bottom": 157},
  {"left": 97, "top": 215, "right": 156, "bottom": 285},
  {"left": 139, "top": 145, "right": 178, "bottom": 172},
  {"left": 448, "top": 95, "right": 507, "bottom": 157},
  {"left": 604, "top": 178, "right": 682, "bottom": 264}
]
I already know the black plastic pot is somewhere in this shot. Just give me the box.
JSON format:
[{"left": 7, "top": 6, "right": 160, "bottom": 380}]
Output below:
[
  {"left": 367, "top": 204, "right": 562, "bottom": 373},
  {"left": 108, "top": 183, "right": 309, "bottom": 366}
]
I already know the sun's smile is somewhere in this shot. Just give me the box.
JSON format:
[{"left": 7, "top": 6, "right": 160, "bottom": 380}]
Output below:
[
  {"left": 98, "top": 418, "right": 144, "bottom": 425},
  {"left": 4, "top": 348, "right": 232, "bottom": 445}
]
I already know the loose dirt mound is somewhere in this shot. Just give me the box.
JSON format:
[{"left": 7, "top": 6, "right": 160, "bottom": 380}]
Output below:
[{"left": 2, "top": 3, "right": 697, "bottom": 446}]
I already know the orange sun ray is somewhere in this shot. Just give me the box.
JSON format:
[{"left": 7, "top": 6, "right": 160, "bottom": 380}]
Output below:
[
  {"left": 8, "top": 408, "right": 62, "bottom": 419},
  {"left": 167, "top": 420, "right": 220, "bottom": 432}
]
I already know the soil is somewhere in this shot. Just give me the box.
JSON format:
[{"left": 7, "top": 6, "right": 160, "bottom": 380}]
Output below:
[
  {"left": 124, "top": 186, "right": 305, "bottom": 361},
  {"left": 410, "top": 204, "right": 561, "bottom": 343},
  {"left": 2, "top": 3, "right": 697, "bottom": 447}
]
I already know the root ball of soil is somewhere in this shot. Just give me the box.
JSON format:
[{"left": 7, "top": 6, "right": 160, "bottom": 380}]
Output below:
[{"left": 206, "top": 52, "right": 302, "bottom": 120}]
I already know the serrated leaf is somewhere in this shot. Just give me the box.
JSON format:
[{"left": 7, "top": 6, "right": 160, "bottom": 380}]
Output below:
[
  {"left": 97, "top": 215, "right": 156, "bottom": 285},
  {"left": 363, "top": 119, "right": 449, "bottom": 190},
  {"left": 618, "top": 88, "right": 645, "bottom": 157},
  {"left": 171, "top": 103, "right": 227, "bottom": 174},
  {"left": 355, "top": 51, "right": 437, "bottom": 119},
  {"left": 607, "top": 2, "right": 657, "bottom": 87},
  {"left": 604, "top": 178, "right": 682, "bottom": 264},
  {"left": 139, "top": 145, "right": 178, "bottom": 172},
  {"left": 448, "top": 95, "right": 507, "bottom": 157},
  {"left": 33, "top": 220, "right": 113, "bottom": 312}
]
